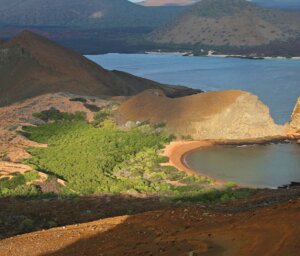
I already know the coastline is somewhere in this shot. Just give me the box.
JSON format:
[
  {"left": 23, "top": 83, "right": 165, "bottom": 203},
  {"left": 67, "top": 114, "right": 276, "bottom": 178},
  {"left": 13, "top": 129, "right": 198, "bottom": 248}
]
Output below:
[
  {"left": 162, "top": 140, "right": 225, "bottom": 185},
  {"left": 144, "top": 51, "right": 300, "bottom": 60},
  {"left": 162, "top": 136, "right": 300, "bottom": 187}
]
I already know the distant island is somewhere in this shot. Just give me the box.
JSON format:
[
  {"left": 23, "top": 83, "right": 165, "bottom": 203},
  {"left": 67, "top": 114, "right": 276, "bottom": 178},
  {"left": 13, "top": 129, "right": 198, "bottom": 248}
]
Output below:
[{"left": 1, "top": 0, "right": 300, "bottom": 56}]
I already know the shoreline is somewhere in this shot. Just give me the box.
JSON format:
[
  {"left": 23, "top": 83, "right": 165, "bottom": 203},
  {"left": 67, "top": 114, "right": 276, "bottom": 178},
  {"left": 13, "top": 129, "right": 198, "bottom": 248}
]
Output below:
[
  {"left": 163, "top": 137, "right": 300, "bottom": 187},
  {"left": 144, "top": 51, "right": 300, "bottom": 60},
  {"left": 162, "top": 140, "right": 225, "bottom": 185}
]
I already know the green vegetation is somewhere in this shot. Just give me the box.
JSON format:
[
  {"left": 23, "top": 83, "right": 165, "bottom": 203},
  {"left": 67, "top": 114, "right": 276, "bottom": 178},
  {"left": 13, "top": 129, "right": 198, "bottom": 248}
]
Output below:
[
  {"left": 0, "top": 171, "right": 41, "bottom": 197},
  {"left": 23, "top": 121, "right": 184, "bottom": 194},
  {"left": 173, "top": 187, "right": 251, "bottom": 203},
  {"left": 19, "top": 218, "right": 35, "bottom": 232},
  {"left": 32, "top": 108, "right": 86, "bottom": 122},
  {"left": 83, "top": 103, "right": 101, "bottom": 112},
  {"left": 0, "top": 110, "right": 252, "bottom": 203}
]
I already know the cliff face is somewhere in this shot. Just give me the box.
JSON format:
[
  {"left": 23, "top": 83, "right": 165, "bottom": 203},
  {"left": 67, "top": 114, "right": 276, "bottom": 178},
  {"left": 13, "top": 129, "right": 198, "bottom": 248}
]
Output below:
[
  {"left": 117, "top": 89, "right": 286, "bottom": 140},
  {"left": 290, "top": 97, "right": 300, "bottom": 129}
]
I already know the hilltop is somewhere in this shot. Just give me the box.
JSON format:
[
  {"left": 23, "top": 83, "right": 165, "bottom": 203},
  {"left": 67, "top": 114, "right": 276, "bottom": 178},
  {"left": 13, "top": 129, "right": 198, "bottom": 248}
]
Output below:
[
  {"left": 117, "top": 89, "right": 288, "bottom": 140},
  {"left": 0, "top": 31, "right": 196, "bottom": 106},
  {"left": 0, "top": 0, "right": 182, "bottom": 29},
  {"left": 140, "top": 0, "right": 300, "bottom": 9},
  {"left": 150, "top": 0, "right": 300, "bottom": 56}
]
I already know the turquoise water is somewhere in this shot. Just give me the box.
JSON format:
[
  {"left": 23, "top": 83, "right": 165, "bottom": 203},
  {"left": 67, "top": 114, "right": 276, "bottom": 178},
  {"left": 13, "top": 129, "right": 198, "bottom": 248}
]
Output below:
[
  {"left": 185, "top": 143, "right": 300, "bottom": 188},
  {"left": 87, "top": 53, "right": 300, "bottom": 124}
]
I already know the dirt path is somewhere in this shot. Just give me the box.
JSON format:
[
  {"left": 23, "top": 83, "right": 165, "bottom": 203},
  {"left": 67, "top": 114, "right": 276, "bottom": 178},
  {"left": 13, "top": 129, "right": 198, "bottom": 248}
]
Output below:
[{"left": 1, "top": 197, "right": 300, "bottom": 256}]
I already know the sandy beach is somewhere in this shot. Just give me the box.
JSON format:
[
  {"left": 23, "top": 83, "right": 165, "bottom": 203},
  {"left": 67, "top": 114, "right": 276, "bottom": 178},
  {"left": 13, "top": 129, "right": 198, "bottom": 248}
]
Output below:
[{"left": 162, "top": 140, "right": 215, "bottom": 177}]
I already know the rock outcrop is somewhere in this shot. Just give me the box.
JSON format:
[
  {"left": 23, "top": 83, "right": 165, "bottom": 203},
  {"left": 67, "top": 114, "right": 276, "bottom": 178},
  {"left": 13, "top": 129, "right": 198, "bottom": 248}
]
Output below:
[
  {"left": 117, "top": 89, "right": 287, "bottom": 140},
  {"left": 290, "top": 97, "right": 300, "bottom": 130}
]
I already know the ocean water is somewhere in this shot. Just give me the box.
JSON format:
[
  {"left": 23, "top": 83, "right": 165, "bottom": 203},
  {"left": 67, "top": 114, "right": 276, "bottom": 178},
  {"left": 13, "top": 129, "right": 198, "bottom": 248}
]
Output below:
[
  {"left": 87, "top": 53, "right": 300, "bottom": 124},
  {"left": 185, "top": 142, "right": 300, "bottom": 188}
]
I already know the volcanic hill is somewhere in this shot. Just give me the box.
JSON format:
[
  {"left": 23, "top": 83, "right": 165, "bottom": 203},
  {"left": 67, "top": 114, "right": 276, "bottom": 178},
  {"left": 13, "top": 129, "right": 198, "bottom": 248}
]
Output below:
[
  {"left": 0, "top": 0, "right": 182, "bottom": 29},
  {"left": 117, "top": 89, "right": 289, "bottom": 140},
  {"left": 0, "top": 31, "right": 196, "bottom": 106},
  {"left": 150, "top": 0, "right": 300, "bottom": 55}
]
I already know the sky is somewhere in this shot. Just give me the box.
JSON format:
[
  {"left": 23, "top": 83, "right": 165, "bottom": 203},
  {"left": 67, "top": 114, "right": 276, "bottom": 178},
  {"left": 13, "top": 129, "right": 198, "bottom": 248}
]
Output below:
[
  {"left": 129, "top": 0, "right": 300, "bottom": 8},
  {"left": 129, "top": 0, "right": 300, "bottom": 3}
]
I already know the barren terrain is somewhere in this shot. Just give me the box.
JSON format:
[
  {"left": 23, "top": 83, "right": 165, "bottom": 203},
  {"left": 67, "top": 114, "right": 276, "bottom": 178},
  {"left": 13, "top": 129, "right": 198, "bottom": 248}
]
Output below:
[{"left": 1, "top": 189, "right": 300, "bottom": 256}]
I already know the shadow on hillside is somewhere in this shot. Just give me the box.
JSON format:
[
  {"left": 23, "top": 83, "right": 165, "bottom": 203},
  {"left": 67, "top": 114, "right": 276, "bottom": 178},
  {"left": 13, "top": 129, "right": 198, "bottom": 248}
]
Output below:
[
  {"left": 38, "top": 186, "right": 300, "bottom": 256},
  {"left": 41, "top": 212, "right": 220, "bottom": 256},
  {"left": 0, "top": 194, "right": 170, "bottom": 240}
]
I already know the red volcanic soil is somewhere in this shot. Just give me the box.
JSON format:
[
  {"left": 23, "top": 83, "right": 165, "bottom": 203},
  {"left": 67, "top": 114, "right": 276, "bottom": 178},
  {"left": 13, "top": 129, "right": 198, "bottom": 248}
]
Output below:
[{"left": 1, "top": 190, "right": 300, "bottom": 256}]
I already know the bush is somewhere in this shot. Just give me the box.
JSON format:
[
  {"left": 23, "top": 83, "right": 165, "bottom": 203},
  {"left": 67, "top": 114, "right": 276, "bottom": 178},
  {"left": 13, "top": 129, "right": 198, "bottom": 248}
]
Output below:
[
  {"left": 46, "top": 220, "right": 58, "bottom": 228},
  {"left": 23, "top": 171, "right": 39, "bottom": 182},
  {"left": 69, "top": 98, "right": 87, "bottom": 103},
  {"left": 0, "top": 171, "right": 41, "bottom": 198},
  {"left": 33, "top": 108, "right": 86, "bottom": 122},
  {"left": 83, "top": 103, "right": 101, "bottom": 112},
  {"left": 92, "top": 110, "right": 110, "bottom": 126},
  {"left": 19, "top": 218, "right": 35, "bottom": 232}
]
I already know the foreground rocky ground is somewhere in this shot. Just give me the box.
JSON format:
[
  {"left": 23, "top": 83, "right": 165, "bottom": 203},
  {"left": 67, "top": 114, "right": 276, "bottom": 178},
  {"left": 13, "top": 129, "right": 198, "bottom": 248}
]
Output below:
[{"left": 1, "top": 187, "right": 300, "bottom": 256}]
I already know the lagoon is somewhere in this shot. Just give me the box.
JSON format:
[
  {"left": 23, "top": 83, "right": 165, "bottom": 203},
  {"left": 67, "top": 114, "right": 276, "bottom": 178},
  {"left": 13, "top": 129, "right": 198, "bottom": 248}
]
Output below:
[{"left": 185, "top": 142, "right": 300, "bottom": 188}]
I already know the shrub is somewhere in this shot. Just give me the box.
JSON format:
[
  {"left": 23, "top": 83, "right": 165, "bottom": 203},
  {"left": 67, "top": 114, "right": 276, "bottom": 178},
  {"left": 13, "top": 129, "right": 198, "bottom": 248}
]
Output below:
[
  {"left": 69, "top": 98, "right": 87, "bottom": 103},
  {"left": 33, "top": 108, "right": 86, "bottom": 122},
  {"left": 19, "top": 218, "right": 35, "bottom": 232},
  {"left": 92, "top": 110, "right": 110, "bottom": 126},
  {"left": 224, "top": 182, "right": 237, "bottom": 188},
  {"left": 47, "top": 220, "right": 58, "bottom": 228},
  {"left": 154, "top": 122, "right": 166, "bottom": 129},
  {"left": 83, "top": 103, "right": 101, "bottom": 112},
  {"left": 23, "top": 171, "right": 39, "bottom": 182}
]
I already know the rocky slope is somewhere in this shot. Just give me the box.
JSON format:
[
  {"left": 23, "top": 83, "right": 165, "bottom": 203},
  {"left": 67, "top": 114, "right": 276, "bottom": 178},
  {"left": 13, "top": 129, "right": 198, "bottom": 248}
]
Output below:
[
  {"left": 0, "top": 31, "right": 197, "bottom": 106},
  {"left": 150, "top": 0, "right": 300, "bottom": 53},
  {"left": 290, "top": 97, "right": 300, "bottom": 130},
  {"left": 1, "top": 196, "right": 300, "bottom": 256},
  {"left": 0, "top": 92, "right": 113, "bottom": 163},
  {"left": 117, "top": 89, "right": 288, "bottom": 140}
]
